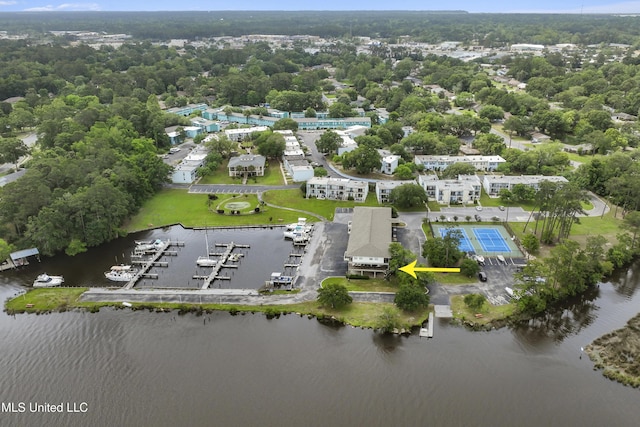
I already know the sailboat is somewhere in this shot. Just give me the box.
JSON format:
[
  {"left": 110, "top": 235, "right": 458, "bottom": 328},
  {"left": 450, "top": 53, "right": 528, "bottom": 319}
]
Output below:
[{"left": 197, "top": 228, "right": 217, "bottom": 267}]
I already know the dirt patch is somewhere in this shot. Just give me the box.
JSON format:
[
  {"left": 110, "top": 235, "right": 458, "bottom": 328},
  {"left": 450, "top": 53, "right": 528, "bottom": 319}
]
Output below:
[{"left": 585, "top": 313, "right": 640, "bottom": 388}]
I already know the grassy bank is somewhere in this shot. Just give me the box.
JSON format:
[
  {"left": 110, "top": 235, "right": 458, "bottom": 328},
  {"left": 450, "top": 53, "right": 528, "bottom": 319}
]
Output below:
[
  {"left": 450, "top": 295, "right": 516, "bottom": 327},
  {"left": 322, "top": 277, "right": 398, "bottom": 292},
  {"left": 263, "top": 189, "right": 381, "bottom": 220},
  {"left": 4, "top": 288, "right": 428, "bottom": 330},
  {"left": 125, "top": 189, "right": 316, "bottom": 232}
]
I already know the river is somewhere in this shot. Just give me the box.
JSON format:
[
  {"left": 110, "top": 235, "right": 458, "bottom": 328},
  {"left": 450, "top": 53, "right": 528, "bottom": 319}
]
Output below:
[{"left": 1, "top": 229, "right": 640, "bottom": 426}]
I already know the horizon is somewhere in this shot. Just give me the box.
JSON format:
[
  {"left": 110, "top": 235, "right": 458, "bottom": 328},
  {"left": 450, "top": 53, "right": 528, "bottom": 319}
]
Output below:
[{"left": 1, "top": 1, "right": 640, "bottom": 14}]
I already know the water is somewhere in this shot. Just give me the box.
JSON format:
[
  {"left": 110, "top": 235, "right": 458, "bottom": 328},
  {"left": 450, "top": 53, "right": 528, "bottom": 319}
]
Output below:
[{"left": 1, "top": 234, "right": 640, "bottom": 426}]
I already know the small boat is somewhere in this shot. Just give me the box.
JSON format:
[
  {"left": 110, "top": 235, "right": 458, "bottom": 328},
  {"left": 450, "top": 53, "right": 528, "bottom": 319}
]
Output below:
[
  {"left": 105, "top": 265, "right": 137, "bottom": 282},
  {"left": 33, "top": 273, "right": 64, "bottom": 288},
  {"left": 196, "top": 256, "right": 217, "bottom": 267},
  {"left": 134, "top": 239, "right": 165, "bottom": 252},
  {"left": 228, "top": 253, "right": 241, "bottom": 262},
  {"left": 197, "top": 228, "right": 217, "bottom": 267},
  {"left": 505, "top": 287, "right": 514, "bottom": 297}
]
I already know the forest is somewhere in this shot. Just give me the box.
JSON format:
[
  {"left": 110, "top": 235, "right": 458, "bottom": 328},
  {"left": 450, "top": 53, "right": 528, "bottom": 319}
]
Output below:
[{"left": 1, "top": 11, "right": 640, "bottom": 45}]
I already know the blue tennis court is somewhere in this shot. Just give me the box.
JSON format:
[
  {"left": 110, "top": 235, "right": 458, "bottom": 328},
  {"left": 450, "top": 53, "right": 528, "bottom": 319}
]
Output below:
[
  {"left": 438, "top": 228, "right": 473, "bottom": 252},
  {"left": 472, "top": 228, "right": 511, "bottom": 252}
]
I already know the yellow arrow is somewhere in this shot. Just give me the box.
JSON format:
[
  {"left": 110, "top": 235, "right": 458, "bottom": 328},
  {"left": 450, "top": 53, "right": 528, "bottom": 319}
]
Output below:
[{"left": 399, "top": 260, "right": 460, "bottom": 279}]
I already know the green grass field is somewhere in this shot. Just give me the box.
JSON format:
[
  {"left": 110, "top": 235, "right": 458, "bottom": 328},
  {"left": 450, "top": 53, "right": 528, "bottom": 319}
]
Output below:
[
  {"left": 125, "top": 189, "right": 315, "bottom": 232},
  {"left": 263, "top": 189, "right": 381, "bottom": 220},
  {"left": 5, "top": 288, "right": 428, "bottom": 329},
  {"left": 322, "top": 276, "right": 399, "bottom": 293}
]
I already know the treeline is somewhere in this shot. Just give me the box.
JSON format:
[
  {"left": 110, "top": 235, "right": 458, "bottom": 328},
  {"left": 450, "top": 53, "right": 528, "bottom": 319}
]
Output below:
[
  {"left": 0, "top": 94, "right": 172, "bottom": 256},
  {"left": 1, "top": 12, "right": 640, "bottom": 46}
]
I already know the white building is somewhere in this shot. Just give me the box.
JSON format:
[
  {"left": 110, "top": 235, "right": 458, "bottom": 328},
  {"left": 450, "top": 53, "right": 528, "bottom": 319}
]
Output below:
[
  {"left": 306, "top": 177, "right": 369, "bottom": 202},
  {"left": 375, "top": 180, "right": 416, "bottom": 204},
  {"left": 171, "top": 147, "right": 208, "bottom": 184},
  {"left": 344, "top": 207, "right": 392, "bottom": 277},
  {"left": 414, "top": 155, "right": 505, "bottom": 172},
  {"left": 380, "top": 154, "right": 400, "bottom": 175},
  {"left": 418, "top": 174, "right": 482, "bottom": 205},
  {"left": 336, "top": 131, "right": 358, "bottom": 155},
  {"left": 482, "top": 175, "right": 569, "bottom": 197},
  {"left": 224, "top": 126, "right": 269, "bottom": 142}
]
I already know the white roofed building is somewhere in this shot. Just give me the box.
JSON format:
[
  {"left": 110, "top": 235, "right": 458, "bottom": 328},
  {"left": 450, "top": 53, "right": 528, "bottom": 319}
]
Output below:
[
  {"left": 306, "top": 177, "right": 368, "bottom": 202},
  {"left": 482, "top": 175, "right": 569, "bottom": 197}
]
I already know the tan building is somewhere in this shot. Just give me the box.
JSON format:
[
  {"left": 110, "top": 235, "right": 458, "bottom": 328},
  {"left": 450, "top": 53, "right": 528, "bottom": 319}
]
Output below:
[{"left": 344, "top": 207, "right": 393, "bottom": 277}]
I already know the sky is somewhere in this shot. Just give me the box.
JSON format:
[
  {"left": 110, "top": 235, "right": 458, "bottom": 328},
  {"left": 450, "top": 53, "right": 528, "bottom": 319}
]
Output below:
[{"left": 1, "top": 1, "right": 640, "bottom": 13}]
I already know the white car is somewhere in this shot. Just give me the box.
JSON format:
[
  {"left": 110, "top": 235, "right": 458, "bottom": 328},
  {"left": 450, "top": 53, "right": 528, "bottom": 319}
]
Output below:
[
  {"left": 476, "top": 206, "right": 483, "bottom": 211},
  {"left": 169, "top": 147, "right": 181, "bottom": 154}
]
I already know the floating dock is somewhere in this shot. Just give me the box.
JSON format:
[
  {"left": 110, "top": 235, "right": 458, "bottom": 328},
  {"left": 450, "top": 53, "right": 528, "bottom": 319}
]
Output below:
[
  {"left": 420, "top": 312, "right": 434, "bottom": 338},
  {"left": 123, "top": 240, "right": 183, "bottom": 290},
  {"left": 194, "top": 242, "right": 248, "bottom": 290}
]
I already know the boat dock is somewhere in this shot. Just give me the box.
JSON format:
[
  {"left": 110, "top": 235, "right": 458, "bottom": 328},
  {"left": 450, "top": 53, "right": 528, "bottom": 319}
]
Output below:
[
  {"left": 419, "top": 312, "right": 434, "bottom": 338},
  {"left": 194, "top": 242, "right": 248, "bottom": 289},
  {"left": 123, "top": 240, "right": 183, "bottom": 290}
]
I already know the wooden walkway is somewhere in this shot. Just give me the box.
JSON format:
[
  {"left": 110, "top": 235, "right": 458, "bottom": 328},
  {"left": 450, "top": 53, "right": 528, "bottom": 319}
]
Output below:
[
  {"left": 123, "top": 241, "right": 180, "bottom": 290},
  {"left": 197, "top": 242, "right": 247, "bottom": 290}
]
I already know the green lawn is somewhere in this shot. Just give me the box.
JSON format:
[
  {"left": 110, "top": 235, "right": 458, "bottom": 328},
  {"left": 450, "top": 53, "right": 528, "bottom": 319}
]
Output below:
[
  {"left": 322, "top": 276, "right": 399, "bottom": 292},
  {"left": 450, "top": 294, "right": 516, "bottom": 325},
  {"left": 125, "top": 189, "right": 316, "bottom": 232},
  {"left": 198, "top": 159, "right": 284, "bottom": 185},
  {"left": 264, "top": 189, "right": 382, "bottom": 220},
  {"left": 5, "top": 289, "right": 428, "bottom": 329}
]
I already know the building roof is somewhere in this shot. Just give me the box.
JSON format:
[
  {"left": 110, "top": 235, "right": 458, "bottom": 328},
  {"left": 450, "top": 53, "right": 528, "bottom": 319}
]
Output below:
[
  {"left": 345, "top": 207, "right": 392, "bottom": 259},
  {"left": 228, "top": 155, "right": 266, "bottom": 169},
  {"left": 10, "top": 248, "right": 39, "bottom": 261}
]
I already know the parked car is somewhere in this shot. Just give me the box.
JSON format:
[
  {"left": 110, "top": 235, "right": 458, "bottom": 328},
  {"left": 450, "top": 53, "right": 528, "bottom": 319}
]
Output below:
[
  {"left": 478, "top": 271, "right": 488, "bottom": 282},
  {"left": 169, "top": 147, "right": 181, "bottom": 154},
  {"left": 476, "top": 206, "right": 483, "bottom": 211},
  {"left": 499, "top": 206, "right": 505, "bottom": 211}
]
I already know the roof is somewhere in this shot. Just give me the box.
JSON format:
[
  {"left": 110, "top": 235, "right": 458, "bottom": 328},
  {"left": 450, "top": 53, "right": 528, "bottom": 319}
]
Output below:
[
  {"left": 345, "top": 207, "right": 392, "bottom": 259},
  {"left": 10, "top": 248, "right": 39, "bottom": 261},
  {"left": 228, "top": 155, "right": 266, "bottom": 169}
]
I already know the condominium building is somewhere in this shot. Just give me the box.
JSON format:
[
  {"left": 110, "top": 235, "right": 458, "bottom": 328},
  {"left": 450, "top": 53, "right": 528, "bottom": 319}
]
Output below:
[
  {"left": 305, "top": 177, "right": 369, "bottom": 202},
  {"left": 482, "top": 175, "right": 569, "bottom": 197},
  {"left": 418, "top": 174, "right": 482, "bottom": 205},
  {"left": 375, "top": 180, "right": 416, "bottom": 204},
  {"left": 414, "top": 155, "right": 505, "bottom": 171}
]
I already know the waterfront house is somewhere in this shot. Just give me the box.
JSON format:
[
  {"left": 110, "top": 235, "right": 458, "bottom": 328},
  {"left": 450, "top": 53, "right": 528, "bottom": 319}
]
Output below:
[{"left": 344, "top": 207, "right": 392, "bottom": 277}]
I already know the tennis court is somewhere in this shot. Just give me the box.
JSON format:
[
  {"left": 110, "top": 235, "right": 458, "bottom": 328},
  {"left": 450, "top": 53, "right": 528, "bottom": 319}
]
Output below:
[
  {"left": 431, "top": 224, "right": 523, "bottom": 258},
  {"left": 472, "top": 228, "right": 511, "bottom": 252},
  {"left": 438, "top": 228, "right": 474, "bottom": 252}
]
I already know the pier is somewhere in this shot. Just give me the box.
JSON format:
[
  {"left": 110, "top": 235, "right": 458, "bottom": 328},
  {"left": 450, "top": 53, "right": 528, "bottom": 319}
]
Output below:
[
  {"left": 419, "top": 312, "right": 434, "bottom": 338},
  {"left": 194, "top": 242, "right": 248, "bottom": 290},
  {"left": 123, "top": 240, "right": 183, "bottom": 290}
]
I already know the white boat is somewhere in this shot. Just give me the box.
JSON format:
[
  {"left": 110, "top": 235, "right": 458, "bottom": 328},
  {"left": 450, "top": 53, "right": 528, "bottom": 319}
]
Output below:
[
  {"left": 196, "top": 229, "right": 217, "bottom": 267},
  {"left": 134, "top": 239, "right": 165, "bottom": 252},
  {"left": 33, "top": 273, "right": 64, "bottom": 288},
  {"left": 505, "top": 287, "right": 514, "bottom": 298},
  {"left": 104, "top": 266, "right": 137, "bottom": 282}
]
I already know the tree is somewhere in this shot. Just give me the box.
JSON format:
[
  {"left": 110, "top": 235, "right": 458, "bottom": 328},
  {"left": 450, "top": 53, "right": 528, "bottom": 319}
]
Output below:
[
  {"left": 273, "top": 118, "right": 298, "bottom": 131},
  {"left": 0, "top": 238, "right": 14, "bottom": 262},
  {"left": 376, "top": 306, "right": 402, "bottom": 333},
  {"left": 317, "top": 282, "right": 353, "bottom": 309},
  {"left": 314, "top": 167, "right": 328, "bottom": 177},
  {"left": 622, "top": 210, "right": 640, "bottom": 250},
  {"left": 0, "top": 137, "right": 29, "bottom": 170},
  {"left": 478, "top": 105, "right": 505, "bottom": 122},
  {"left": 522, "top": 233, "right": 540, "bottom": 256},
  {"left": 393, "top": 164, "right": 414, "bottom": 180},
  {"left": 390, "top": 184, "right": 428, "bottom": 208},
  {"left": 342, "top": 145, "right": 381, "bottom": 174},
  {"left": 441, "top": 162, "right": 476, "bottom": 179},
  {"left": 394, "top": 283, "right": 429, "bottom": 311},
  {"left": 463, "top": 294, "right": 486, "bottom": 312},
  {"left": 422, "top": 228, "right": 464, "bottom": 267},
  {"left": 460, "top": 258, "right": 480, "bottom": 278},
  {"left": 473, "top": 133, "right": 505, "bottom": 156},
  {"left": 257, "top": 133, "right": 285, "bottom": 159},
  {"left": 316, "top": 130, "right": 341, "bottom": 154}
]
